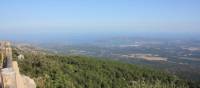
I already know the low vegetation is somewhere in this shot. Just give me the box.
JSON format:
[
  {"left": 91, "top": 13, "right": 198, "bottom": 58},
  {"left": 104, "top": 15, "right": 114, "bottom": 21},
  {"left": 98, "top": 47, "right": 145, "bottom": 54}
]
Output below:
[{"left": 12, "top": 50, "right": 192, "bottom": 88}]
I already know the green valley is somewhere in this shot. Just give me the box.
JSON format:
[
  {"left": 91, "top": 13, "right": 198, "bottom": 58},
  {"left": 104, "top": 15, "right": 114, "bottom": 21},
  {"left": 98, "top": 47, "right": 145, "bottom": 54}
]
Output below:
[{"left": 13, "top": 50, "right": 190, "bottom": 88}]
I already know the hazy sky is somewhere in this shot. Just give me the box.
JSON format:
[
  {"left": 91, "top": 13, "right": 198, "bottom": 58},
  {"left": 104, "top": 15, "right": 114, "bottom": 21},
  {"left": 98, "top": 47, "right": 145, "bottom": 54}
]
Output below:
[{"left": 0, "top": 0, "right": 200, "bottom": 40}]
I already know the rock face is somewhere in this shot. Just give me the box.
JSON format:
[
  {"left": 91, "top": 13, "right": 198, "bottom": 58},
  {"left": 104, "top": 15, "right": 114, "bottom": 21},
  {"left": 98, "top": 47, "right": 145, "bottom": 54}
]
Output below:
[
  {"left": 1, "top": 68, "right": 17, "bottom": 88},
  {"left": 12, "top": 61, "right": 36, "bottom": 88},
  {"left": 0, "top": 41, "right": 36, "bottom": 88},
  {"left": 21, "top": 76, "right": 36, "bottom": 88}
]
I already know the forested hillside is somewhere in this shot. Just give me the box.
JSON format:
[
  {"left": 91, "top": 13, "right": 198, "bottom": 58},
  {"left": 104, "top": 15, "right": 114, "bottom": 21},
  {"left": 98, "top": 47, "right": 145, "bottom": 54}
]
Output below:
[{"left": 12, "top": 49, "right": 191, "bottom": 88}]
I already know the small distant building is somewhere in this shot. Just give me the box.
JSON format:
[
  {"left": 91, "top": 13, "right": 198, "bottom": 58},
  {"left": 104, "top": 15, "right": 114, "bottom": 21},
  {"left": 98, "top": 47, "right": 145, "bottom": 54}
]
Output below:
[{"left": 18, "top": 54, "right": 24, "bottom": 60}]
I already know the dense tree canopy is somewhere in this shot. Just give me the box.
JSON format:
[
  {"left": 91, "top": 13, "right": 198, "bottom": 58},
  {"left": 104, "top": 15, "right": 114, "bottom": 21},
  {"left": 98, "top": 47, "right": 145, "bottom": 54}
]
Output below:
[{"left": 12, "top": 51, "right": 191, "bottom": 88}]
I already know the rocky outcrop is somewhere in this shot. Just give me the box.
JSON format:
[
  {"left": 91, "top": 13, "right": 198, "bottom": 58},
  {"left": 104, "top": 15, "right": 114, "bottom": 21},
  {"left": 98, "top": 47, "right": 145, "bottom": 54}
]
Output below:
[
  {"left": 13, "top": 61, "right": 36, "bottom": 88},
  {"left": 0, "top": 41, "right": 36, "bottom": 88}
]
